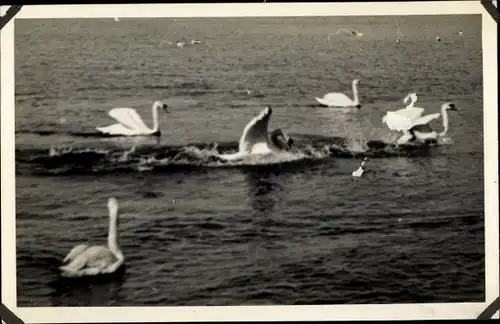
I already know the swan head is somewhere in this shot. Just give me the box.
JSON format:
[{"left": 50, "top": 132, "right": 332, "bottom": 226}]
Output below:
[
  {"left": 153, "top": 101, "right": 169, "bottom": 113},
  {"left": 442, "top": 102, "right": 457, "bottom": 111},
  {"left": 270, "top": 128, "right": 294, "bottom": 151},
  {"left": 353, "top": 79, "right": 360, "bottom": 85},
  {"left": 108, "top": 197, "right": 119, "bottom": 219}
]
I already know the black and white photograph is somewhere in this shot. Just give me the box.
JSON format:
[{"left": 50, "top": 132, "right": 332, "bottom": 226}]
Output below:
[{"left": 1, "top": 1, "right": 499, "bottom": 322}]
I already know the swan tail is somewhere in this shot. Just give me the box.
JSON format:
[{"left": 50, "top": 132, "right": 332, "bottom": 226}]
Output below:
[{"left": 315, "top": 97, "right": 331, "bottom": 106}]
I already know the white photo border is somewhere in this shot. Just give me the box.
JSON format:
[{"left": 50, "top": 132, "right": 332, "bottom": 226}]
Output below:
[{"left": 1, "top": 1, "right": 498, "bottom": 322}]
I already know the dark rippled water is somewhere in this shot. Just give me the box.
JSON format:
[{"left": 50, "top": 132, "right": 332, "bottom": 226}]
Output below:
[{"left": 15, "top": 15, "right": 485, "bottom": 306}]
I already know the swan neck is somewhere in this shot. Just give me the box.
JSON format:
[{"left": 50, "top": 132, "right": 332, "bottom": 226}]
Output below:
[
  {"left": 441, "top": 106, "right": 449, "bottom": 136},
  {"left": 352, "top": 82, "right": 359, "bottom": 105},
  {"left": 152, "top": 104, "right": 160, "bottom": 132},
  {"left": 108, "top": 209, "right": 120, "bottom": 254}
]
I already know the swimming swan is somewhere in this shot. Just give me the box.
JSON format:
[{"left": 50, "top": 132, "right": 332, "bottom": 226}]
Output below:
[
  {"left": 385, "top": 103, "right": 458, "bottom": 145},
  {"left": 219, "top": 106, "right": 295, "bottom": 161},
  {"left": 59, "top": 197, "right": 124, "bottom": 278},
  {"left": 96, "top": 101, "right": 169, "bottom": 136},
  {"left": 315, "top": 79, "right": 361, "bottom": 108}
]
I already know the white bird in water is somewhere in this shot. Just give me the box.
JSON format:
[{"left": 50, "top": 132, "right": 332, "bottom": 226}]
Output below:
[
  {"left": 176, "top": 41, "right": 186, "bottom": 48},
  {"left": 96, "top": 100, "right": 169, "bottom": 136},
  {"left": 218, "top": 106, "right": 295, "bottom": 161},
  {"left": 113, "top": 17, "right": 120, "bottom": 22},
  {"left": 335, "top": 28, "right": 363, "bottom": 37},
  {"left": 458, "top": 30, "right": 463, "bottom": 36},
  {"left": 436, "top": 35, "right": 441, "bottom": 42},
  {"left": 59, "top": 197, "right": 125, "bottom": 278},
  {"left": 352, "top": 157, "right": 368, "bottom": 177},
  {"left": 383, "top": 101, "right": 458, "bottom": 145},
  {"left": 315, "top": 79, "right": 362, "bottom": 108},
  {"left": 190, "top": 39, "right": 202, "bottom": 45},
  {"left": 382, "top": 92, "right": 419, "bottom": 131}
]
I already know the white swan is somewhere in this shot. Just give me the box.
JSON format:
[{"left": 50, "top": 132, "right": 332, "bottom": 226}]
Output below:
[
  {"left": 384, "top": 102, "right": 458, "bottom": 145},
  {"left": 176, "top": 41, "right": 186, "bottom": 48},
  {"left": 190, "top": 40, "right": 202, "bottom": 45},
  {"left": 382, "top": 92, "right": 421, "bottom": 131},
  {"left": 335, "top": 28, "right": 363, "bottom": 37},
  {"left": 59, "top": 197, "right": 124, "bottom": 278},
  {"left": 315, "top": 79, "right": 361, "bottom": 108},
  {"left": 96, "top": 101, "right": 169, "bottom": 136},
  {"left": 219, "top": 106, "right": 294, "bottom": 161}
]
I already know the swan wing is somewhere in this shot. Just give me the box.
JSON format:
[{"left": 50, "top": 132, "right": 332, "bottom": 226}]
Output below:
[
  {"left": 238, "top": 107, "right": 272, "bottom": 154},
  {"left": 393, "top": 106, "right": 425, "bottom": 121},
  {"left": 383, "top": 111, "right": 414, "bottom": 131},
  {"left": 412, "top": 113, "right": 441, "bottom": 127},
  {"left": 108, "top": 108, "right": 151, "bottom": 132},
  {"left": 96, "top": 123, "right": 139, "bottom": 136},
  {"left": 62, "top": 244, "right": 89, "bottom": 264},
  {"left": 322, "top": 92, "right": 354, "bottom": 106},
  {"left": 315, "top": 97, "right": 335, "bottom": 107},
  {"left": 59, "top": 246, "right": 118, "bottom": 277}
]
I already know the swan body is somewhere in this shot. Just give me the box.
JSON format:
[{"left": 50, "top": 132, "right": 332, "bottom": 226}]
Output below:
[
  {"left": 382, "top": 92, "right": 423, "bottom": 131},
  {"left": 96, "top": 101, "right": 169, "bottom": 136},
  {"left": 335, "top": 28, "right": 363, "bottom": 37},
  {"left": 219, "top": 107, "right": 294, "bottom": 161},
  {"left": 190, "top": 40, "right": 202, "bottom": 44},
  {"left": 176, "top": 41, "right": 186, "bottom": 47},
  {"left": 384, "top": 102, "right": 458, "bottom": 145},
  {"left": 315, "top": 79, "right": 361, "bottom": 108},
  {"left": 59, "top": 197, "right": 124, "bottom": 278}
]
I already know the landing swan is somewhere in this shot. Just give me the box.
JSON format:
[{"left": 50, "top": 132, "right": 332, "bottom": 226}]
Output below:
[
  {"left": 384, "top": 102, "right": 458, "bottom": 145},
  {"left": 59, "top": 197, "right": 124, "bottom": 278},
  {"left": 219, "top": 106, "right": 295, "bottom": 161},
  {"left": 315, "top": 79, "right": 361, "bottom": 108},
  {"left": 382, "top": 92, "right": 422, "bottom": 131},
  {"left": 96, "top": 100, "right": 169, "bottom": 136}
]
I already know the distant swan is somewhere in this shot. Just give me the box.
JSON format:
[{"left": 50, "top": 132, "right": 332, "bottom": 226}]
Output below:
[
  {"left": 384, "top": 102, "right": 458, "bottom": 145},
  {"left": 59, "top": 197, "right": 124, "bottom": 278},
  {"left": 176, "top": 41, "right": 186, "bottom": 47},
  {"left": 96, "top": 101, "right": 169, "bottom": 136},
  {"left": 315, "top": 79, "right": 361, "bottom": 108},
  {"left": 335, "top": 28, "right": 363, "bottom": 37},
  {"left": 190, "top": 40, "right": 202, "bottom": 44},
  {"left": 219, "top": 106, "right": 295, "bottom": 161}
]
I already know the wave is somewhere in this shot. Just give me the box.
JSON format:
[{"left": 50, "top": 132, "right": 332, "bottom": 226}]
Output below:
[{"left": 14, "top": 132, "right": 441, "bottom": 176}]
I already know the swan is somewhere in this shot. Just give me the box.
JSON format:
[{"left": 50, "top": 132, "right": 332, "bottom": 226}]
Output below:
[
  {"left": 96, "top": 100, "right": 169, "bottom": 136},
  {"left": 335, "top": 28, "right": 363, "bottom": 37},
  {"left": 384, "top": 102, "right": 458, "bottom": 145},
  {"left": 382, "top": 92, "right": 421, "bottom": 131},
  {"left": 176, "top": 41, "right": 186, "bottom": 48},
  {"left": 315, "top": 79, "right": 361, "bottom": 108},
  {"left": 218, "top": 106, "right": 295, "bottom": 161},
  {"left": 436, "top": 36, "right": 441, "bottom": 42},
  {"left": 190, "top": 40, "right": 202, "bottom": 44},
  {"left": 59, "top": 197, "right": 124, "bottom": 278}
]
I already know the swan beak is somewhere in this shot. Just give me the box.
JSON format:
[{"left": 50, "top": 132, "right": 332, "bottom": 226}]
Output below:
[
  {"left": 355, "top": 104, "right": 361, "bottom": 109},
  {"left": 162, "top": 104, "right": 169, "bottom": 113},
  {"left": 449, "top": 104, "right": 458, "bottom": 111}
]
